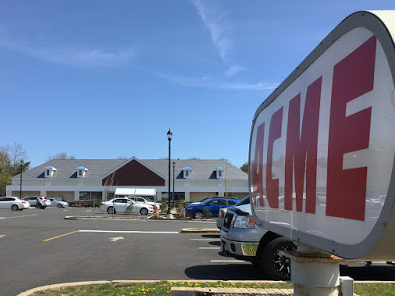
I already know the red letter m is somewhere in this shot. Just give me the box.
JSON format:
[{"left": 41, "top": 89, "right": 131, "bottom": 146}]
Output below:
[{"left": 284, "top": 77, "right": 322, "bottom": 213}]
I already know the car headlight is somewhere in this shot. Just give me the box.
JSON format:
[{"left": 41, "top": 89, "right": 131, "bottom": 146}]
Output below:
[{"left": 233, "top": 215, "right": 255, "bottom": 229}]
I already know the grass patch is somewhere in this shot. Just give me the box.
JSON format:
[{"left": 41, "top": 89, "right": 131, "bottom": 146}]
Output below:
[
  {"left": 354, "top": 283, "right": 395, "bottom": 296},
  {"left": 31, "top": 281, "right": 292, "bottom": 296},
  {"left": 30, "top": 281, "right": 395, "bottom": 296}
]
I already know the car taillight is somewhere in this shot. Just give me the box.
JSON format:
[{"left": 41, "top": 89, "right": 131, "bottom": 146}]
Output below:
[
  {"left": 220, "top": 211, "right": 224, "bottom": 218},
  {"left": 22, "top": 201, "right": 26, "bottom": 204}
]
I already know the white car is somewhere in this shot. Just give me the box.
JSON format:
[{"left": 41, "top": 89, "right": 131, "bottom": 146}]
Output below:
[
  {"left": 48, "top": 198, "right": 69, "bottom": 208},
  {"left": 127, "top": 196, "right": 161, "bottom": 210},
  {"left": 0, "top": 196, "right": 30, "bottom": 211},
  {"left": 23, "top": 196, "right": 51, "bottom": 209},
  {"left": 100, "top": 198, "right": 154, "bottom": 215}
]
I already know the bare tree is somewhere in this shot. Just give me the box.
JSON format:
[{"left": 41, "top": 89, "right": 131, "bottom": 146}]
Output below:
[
  {"left": 102, "top": 172, "right": 116, "bottom": 217},
  {"left": 4, "top": 143, "right": 28, "bottom": 166},
  {"left": 47, "top": 152, "right": 76, "bottom": 161},
  {"left": 103, "top": 172, "right": 115, "bottom": 202}
]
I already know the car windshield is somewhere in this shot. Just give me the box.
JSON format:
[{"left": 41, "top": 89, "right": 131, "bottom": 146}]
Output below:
[
  {"left": 235, "top": 196, "right": 250, "bottom": 206},
  {"left": 201, "top": 199, "right": 217, "bottom": 205}
]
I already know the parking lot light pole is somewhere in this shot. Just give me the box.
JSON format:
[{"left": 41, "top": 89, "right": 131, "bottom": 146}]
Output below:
[
  {"left": 172, "top": 161, "right": 176, "bottom": 207},
  {"left": 19, "top": 160, "right": 24, "bottom": 199},
  {"left": 167, "top": 129, "right": 173, "bottom": 215}
]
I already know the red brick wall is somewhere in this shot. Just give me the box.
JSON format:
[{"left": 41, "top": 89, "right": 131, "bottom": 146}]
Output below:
[{"left": 102, "top": 160, "right": 165, "bottom": 186}]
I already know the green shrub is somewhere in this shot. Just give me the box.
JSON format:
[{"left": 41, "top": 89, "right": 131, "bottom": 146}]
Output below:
[
  {"left": 176, "top": 200, "right": 186, "bottom": 212},
  {"left": 203, "top": 206, "right": 212, "bottom": 218}
]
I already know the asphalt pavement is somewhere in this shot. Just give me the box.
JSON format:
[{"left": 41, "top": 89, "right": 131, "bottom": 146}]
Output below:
[{"left": 1, "top": 207, "right": 394, "bottom": 296}]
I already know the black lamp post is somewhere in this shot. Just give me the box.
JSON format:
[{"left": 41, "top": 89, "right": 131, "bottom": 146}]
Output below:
[
  {"left": 19, "top": 160, "right": 24, "bottom": 199},
  {"left": 172, "top": 161, "right": 176, "bottom": 207},
  {"left": 167, "top": 129, "right": 173, "bottom": 213}
]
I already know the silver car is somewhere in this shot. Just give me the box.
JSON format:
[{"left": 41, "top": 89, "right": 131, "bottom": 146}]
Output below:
[
  {"left": 220, "top": 202, "right": 296, "bottom": 280},
  {"left": 48, "top": 198, "right": 69, "bottom": 208},
  {"left": 217, "top": 196, "right": 250, "bottom": 229}
]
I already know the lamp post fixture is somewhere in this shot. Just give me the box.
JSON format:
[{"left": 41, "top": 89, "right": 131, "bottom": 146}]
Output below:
[
  {"left": 19, "top": 160, "right": 24, "bottom": 199},
  {"left": 167, "top": 129, "right": 173, "bottom": 215},
  {"left": 172, "top": 161, "right": 176, "bottom": 208}
]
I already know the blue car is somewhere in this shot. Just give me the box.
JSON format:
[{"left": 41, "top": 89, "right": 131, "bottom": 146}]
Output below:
[{"left": 185, "top": 197, "right": 239, "bottom": 219}]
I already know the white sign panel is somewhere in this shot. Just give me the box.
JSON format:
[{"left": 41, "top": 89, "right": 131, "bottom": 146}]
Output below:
[{"left": 249, "top": 11, "right": 395, "bottom": 260}]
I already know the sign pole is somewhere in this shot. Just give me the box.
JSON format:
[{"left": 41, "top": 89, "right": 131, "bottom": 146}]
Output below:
[{"left": 281, "top": 244, "right": 354, "bottom": 296}]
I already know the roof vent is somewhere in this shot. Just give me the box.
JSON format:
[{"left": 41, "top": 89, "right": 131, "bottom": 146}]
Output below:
[
  {"left": 216, "top": 167, "right": 224, "bottom": 179},
  {"left": 76, "top": 166, "right": 88, "bottom": 178},
  {"left": 45, "top": 166, "right": 57, "bottom": 178},
  {"left": 182, "top": 167, "right": 192, "bottom": 179}
]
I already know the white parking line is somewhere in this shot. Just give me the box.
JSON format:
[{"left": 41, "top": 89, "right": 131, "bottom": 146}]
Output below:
[
  {"left": 0, "top": 235, "right": 6, "bottom": 238},
  {"left": 199, "top": 247, "right": 220, "bottom": 250},
  {"left": 211, "top": 259, "right": 241, "bottom": 263},
  {"left": 79, "top": 230, "right": 179, "bottom": 234},
  {"left": 190, "top": 238, "right": 217, "bottom": 241}
]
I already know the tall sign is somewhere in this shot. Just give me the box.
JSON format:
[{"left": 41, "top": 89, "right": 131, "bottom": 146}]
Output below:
[{"left": 249, "top": 11, "right": 395, "bottom": 260}]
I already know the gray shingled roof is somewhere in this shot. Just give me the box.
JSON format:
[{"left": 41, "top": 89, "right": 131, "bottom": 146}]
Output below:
[
  {"left": 16, "top": 158, "right": 247, "bottom": 180},
  {"left": 19, "top": 159, "right": 128, "bottom": 179}
]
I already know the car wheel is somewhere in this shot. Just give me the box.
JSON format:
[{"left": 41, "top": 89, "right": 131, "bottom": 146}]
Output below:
[
  {"left": 107, "top": 207, "right": 115, "bottom": 214},
  {"left": 193, "top": 211, "right": 203, "bottom": 219},
  {"left": 140, "top": 208, "right": 148, "bottom": 215},
  {"left": 18, "top": 208, "right": 24, "bottom": 211},
  {"left": 42, "top": 206, "right": 46, "bottom": 209},
  {"left": 11, "top": 204, "right": 18, "bottom": 211},
  {"left": 57, "top": 204, "right": 63, "bottom": 208},
  {"left": 261, "top": 237, "right": 296, "bottom": 280}
]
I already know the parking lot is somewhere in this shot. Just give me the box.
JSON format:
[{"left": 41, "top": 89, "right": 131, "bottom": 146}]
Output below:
[{"left": 1, "top": 207, "right": 395, "bottom": 296}]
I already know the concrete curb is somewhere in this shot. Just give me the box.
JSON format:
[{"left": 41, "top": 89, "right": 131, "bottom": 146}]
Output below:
[
  {"left": 16, "top": 280, "right": 285, "bottom": 296},
  {"left": 64, "top": 216, "right": 216, "bottom": 223},
  {"left": 16, "top": 280, "right": 392, "bottom": 296}
]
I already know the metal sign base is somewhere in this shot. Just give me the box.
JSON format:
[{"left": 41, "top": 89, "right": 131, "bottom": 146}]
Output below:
[{"left": 281, "top": 247, "right": 355, "bottom": 296}]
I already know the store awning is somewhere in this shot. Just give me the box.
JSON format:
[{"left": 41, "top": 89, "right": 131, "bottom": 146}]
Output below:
[{"left": 114, "top": 188, "right": 156, "bottom": 197}]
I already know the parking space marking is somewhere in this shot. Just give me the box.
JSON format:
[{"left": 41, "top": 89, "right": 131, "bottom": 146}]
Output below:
[
  {"left": 44, "top": 229, "right": 179, "bottom": 242},
  {"left": 43, "top": 230, "right": 79, "bottom": 242},
  {"left": 211, "top": 259, "right": 242, "bottom": 263},
  {"left": 190, "top": 238, "right": 216, "bottom": 241},
  {"left": 199, "top": 247, "right": 220, "bottom": 250},
  {"left": 79, "top": 230, "right": 179, "bottom": 234},
  {"left": 0, "top": 235, "right": 6, "bottom": 238},
  {"left": 0, "top": 214, "right": 38, "bottom": 220}
]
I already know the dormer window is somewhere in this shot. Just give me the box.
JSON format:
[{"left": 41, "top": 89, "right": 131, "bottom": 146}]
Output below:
[
  {"left": 76, "top": 166, "right": 88, "bottom": 178},
  {"left": 45, "top": 166, "right": 57, "bottom": 178},
  {"left": 182, "top": 167, "right": 192, "bottom": 179},
  {"left": 216, "top": 167, "right": 224, "bottom": 179}
]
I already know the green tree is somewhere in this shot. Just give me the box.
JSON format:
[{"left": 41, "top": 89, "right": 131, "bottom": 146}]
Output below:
[
  {"left": 0, "top": 144, "right": 30, "bottom": 196},
  {"left": 240, "top": 162, "right": 248, "bottom": 173}
]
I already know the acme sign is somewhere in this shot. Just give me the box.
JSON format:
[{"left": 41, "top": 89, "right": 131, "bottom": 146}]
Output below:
[{"left": 249, "top": 11, "right": 395, "bottom": 260}]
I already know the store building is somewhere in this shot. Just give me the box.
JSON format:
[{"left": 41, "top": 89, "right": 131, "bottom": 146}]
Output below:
[{"left": 6, "top": 158, "right": 248, "bottom": 202}]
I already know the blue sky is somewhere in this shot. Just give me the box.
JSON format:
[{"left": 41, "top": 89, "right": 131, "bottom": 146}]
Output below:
[{"left": 1, "top": 0, "right": 395, "bottom": 169}]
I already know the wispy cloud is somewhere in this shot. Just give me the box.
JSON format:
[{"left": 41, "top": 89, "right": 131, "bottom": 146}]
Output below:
[
  {"left": 191, "top": 0, "right": 232, "bottom": 63},
  {"left": 191, "top": 0, "right": 248, "bottom": 78},
  {"left": 0, "top": 29, "right": 135, "bottom": 67},
  {"left": 161, "top": 73, "right": 278, "bottom": 91},
  {"left": 225, "top": 65, "right": 245, "bottom": 77}
]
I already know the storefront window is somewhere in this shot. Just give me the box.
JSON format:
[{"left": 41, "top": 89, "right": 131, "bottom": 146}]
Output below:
[
  {"left": 79, "top": 191, "right": 102, "bottom": 200},
  {"left": 161, "top": 192, "right": 185, "bottom": 201}
]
